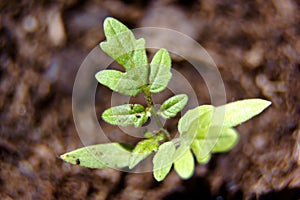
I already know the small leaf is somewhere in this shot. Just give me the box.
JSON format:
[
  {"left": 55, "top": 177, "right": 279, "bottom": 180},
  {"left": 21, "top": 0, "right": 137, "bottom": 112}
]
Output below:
[
  {"left": 100, "top": 17, "right": 148, "bottom": 72},
  {"left": 191, "top": 140, "right": 212, "bottom": 164},
  {"left": 179, "top": 116, "right": 200, "bottom": 148},
  {"left": 144, "top": 132, "right": 154, "bottom": 138},
  {"left": 95, "top": 70, "right": 123, "bottom": 89},
  {"left": 95, "top": 70, "right": 141, "bottom": 96},
  {"left": 98, "top": 18, "right": 148, "bottom": 93},
  {"left": 149, "top": 49, "right": 172, "bottom": 93},
  {"left": 215, "top": 99, "right": 271, "bottom": 127},
  {"left": 210, "top": 128, "right": 239, "bottom": 153},
  {"left": 129, "top": 138, "right": 159, "bottom": 169},
  {"left": 124, "top": 65, "right": 148, "bottom": 88},
  {"left": 178, "top": 99, "right": 270, "bottom": 164},
  {"left": 192, "top": 126, "right": 239, "bottom": 161},
  {"left": 179, "top": 111, "right": 213, "bottom": 149},
  {"left": 174, "top": 148, "right": 194, "bottom": 179},
  {"left": 178, "top": 105, "right": 214, "bottom": 135},
  {"left": 60, "top": 143, "right": 132, "bottom": 169},
  {"left": 95, "top": 67, "right": 147, "bottom": 96},
  {"left": 153, "top": 141, "right": 176, "bottom": 181},
  {"left": 159, "top": 94, "right": 188, "bottom": 119},
  {"left": 102, "top": 104, "right": 149, "bottom": 127},
  {"left": 191, "top": 139, "right": 211, "bottom": 164}
]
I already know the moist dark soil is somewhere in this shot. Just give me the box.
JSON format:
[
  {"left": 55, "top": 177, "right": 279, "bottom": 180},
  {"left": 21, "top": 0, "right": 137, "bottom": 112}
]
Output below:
[{"left": 1, "top": 0, "right": 300, "bottom": 200}]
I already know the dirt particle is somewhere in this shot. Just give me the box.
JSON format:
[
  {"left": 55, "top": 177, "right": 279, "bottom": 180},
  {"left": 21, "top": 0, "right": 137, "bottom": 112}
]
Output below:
[
  {"left": 251, "top": 133, "right": 267, "bottom": 151},
  {"left": 22, "top": 15, "right": 38, "bottom": 33},
  {"left": 47, "top": 9, "right": 66, "bottom": 47},
  {"left": 243, "top": 44, "right": 264, "bottom": 69}
]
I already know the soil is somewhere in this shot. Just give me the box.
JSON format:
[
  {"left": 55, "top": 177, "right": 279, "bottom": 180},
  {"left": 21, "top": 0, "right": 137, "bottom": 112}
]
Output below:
[{"left": 1, "top": 0, "right": 300, "bottom": 200}]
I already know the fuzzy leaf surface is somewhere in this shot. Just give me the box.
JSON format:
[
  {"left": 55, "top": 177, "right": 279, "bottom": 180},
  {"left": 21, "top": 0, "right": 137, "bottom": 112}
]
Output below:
[
  {"left": 159, "top": 94, "right": 188, "bottom": 119},
  {"left": 149, "top": 49, "right": 172, "bottom": 93},
  {"left": 60, "top": 143, "right": 132, "bottom": 169},
  {"left": 129, "top": 138, "right": 159, "bottom": 169},
  {"left": 95, "top": 70, "right": 141, "bottom": 96},
  {"left": 95, "top": 66, "right": 147, "bottom": 96},
  {"left": 100, "top": 17, "right": 148, "bottom": 73},
  {"left": 191, "top": 126, "right": 239, "bottom": 163},
  {"left": 153, "top": 141, "right": 176, "bottom": 181},
  {"left": 178, "top": 110, "right": 213, "bottom": 150},
  {"left": 178, "top": 105, "right": 214, "bottom": 135},
  {"left": 102, "top": 104, "right": 149, "bottom": 127},
  {"left": 174, "top": 148, "right": 194, "bottom": 179},
  {"left": 215, "top": 99, "right": 271, "bottom": 127}
]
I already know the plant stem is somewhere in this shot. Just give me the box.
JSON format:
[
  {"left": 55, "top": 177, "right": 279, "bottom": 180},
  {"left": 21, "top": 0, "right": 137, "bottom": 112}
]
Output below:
[
  {"left": 151, "top": 108, "right": 163, "bottom": 129},
  {"left": 143, "top": 87, "right": 170, "bottom": 140}
]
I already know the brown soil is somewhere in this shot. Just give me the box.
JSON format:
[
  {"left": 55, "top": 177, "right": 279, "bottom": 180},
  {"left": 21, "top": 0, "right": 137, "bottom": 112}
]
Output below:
[{"left": 0, "top": 0, "right": 299, "bottom": 200}]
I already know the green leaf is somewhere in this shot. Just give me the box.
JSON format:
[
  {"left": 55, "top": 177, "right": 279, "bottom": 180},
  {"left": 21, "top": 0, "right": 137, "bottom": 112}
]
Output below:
[
  {"left": 95, "top": 70, "right": 140, "bottom": 96},
  {"left": 95, "top": 67, "right": 147, "bottom": 96},
  {"left": 178, "top": 99, "right": 270, "bottom": 163},
  {"left": 153, "top": 141, "right": 176, "bottom": 181},
  {"left": 129, "top": 138, "right": 159, "bottom": 169},
  {"left": 100, "top": 17, "right": 148, "bottom": 72},
  {"left": 174, "top": 148, "right": 194, "bottom": 179},
  {"left": 144, "top": 132, "right": 154, "bottom": 138},
  {"left": 215, "top": 99, "right": 271, "bottom": 127},
  {"left": 60, "top": 143, "right": 132, "bottom": 169},
  {"left": 102, "top": 104, "right": 150, "bottom": 127},
  {"left": 211, "top": 128, "right": 239, "bottom": 152},
  {"left": 178, "top": 109, "right": 213, "bottom": 150},
  {"left": 159, "top": 94, "right": 188, "bottom": 119},
  {"left": 191, "top": 140, "right": 211, "bottom": 164},
  {"left": 98, "top": 18, "right": 148, "bottom": 95},
  {"left": 179, "top": 116, "right": 200, "bottom": 148},
  {"left": 149, "top": 49, "right": 172, "bottom": 93},
  {"left": 192, "top": 126, "right": 239, "bottom": 162},
  {"left": 178, "top": 105, "right": 214, "bottom": 135},
  {"left": 191, "top": 140, "right": 212, "bottom": 164}
]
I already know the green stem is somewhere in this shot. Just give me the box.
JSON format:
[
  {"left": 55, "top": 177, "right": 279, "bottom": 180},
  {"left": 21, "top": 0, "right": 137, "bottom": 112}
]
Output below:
[
  {"left": 143, "top": 86, "right": 170, "bottom": 140},
  {"left": 151, "top": 108, "right": 163, "bottom": 129}
]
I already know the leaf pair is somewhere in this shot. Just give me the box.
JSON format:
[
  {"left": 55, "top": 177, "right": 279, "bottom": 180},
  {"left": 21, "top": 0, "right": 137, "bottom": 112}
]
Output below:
[
  {"left": 95, "top": 18, "right": 148, "bottom": 96},
  {"left": 178, "top": 99, "right": 272, "bottom": 164},
  {"left": 59, "top": 139, "right": 193, "bottom": 181},
  {"left": 102, "top": 104, "right": 150, "bottom": 127},
  {"left": 96, "top": 18, "right": 172, "bottom": 97},
  {"left": 129, "top": 134, "right": 164, "bottom": 169},
  {"left": 153, "top": 142, "right": 195, "bottom": 181},
  {"left": 101, "top": 94, "right": 188, "bottom": 127},
  {"left": 152, "top": 99, "right": 271, "bottom": 181},
  {"left": 96, "top": 48, "right": 172, "bottom": 96}
]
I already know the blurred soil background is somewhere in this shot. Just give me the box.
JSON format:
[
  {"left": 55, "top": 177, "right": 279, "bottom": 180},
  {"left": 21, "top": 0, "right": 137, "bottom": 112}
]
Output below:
[{"left": 0, "top": 0, "right": 300, "bottom": 199}]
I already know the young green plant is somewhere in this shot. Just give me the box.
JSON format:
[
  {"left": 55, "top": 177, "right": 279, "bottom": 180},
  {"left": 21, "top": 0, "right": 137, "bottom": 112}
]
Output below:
[{"left": 60, "top": 17, "right": 272, "bottom": 181}]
